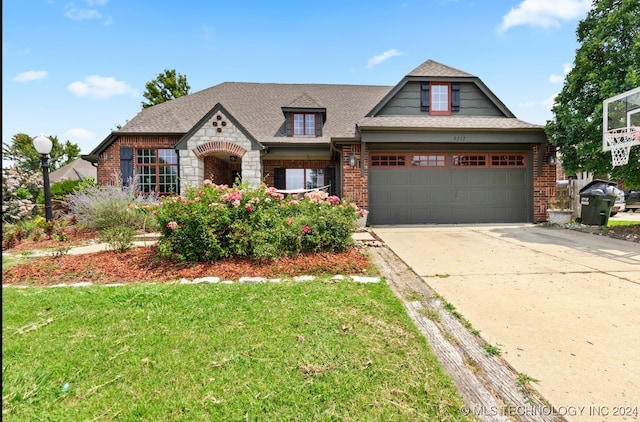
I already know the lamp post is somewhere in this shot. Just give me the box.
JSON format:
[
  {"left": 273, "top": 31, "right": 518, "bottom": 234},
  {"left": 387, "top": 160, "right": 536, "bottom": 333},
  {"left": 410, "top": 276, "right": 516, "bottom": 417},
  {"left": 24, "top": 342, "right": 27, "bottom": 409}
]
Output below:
[{"left": 33, "top": 135, "right": 53, "bottom": 222}]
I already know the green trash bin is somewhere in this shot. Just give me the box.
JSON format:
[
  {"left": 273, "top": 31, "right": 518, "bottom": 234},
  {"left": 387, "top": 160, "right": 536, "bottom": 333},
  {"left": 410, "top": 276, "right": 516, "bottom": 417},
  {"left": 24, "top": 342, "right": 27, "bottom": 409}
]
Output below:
[{"left": 578, "top": 180, "right": 618, "bottom": 225}]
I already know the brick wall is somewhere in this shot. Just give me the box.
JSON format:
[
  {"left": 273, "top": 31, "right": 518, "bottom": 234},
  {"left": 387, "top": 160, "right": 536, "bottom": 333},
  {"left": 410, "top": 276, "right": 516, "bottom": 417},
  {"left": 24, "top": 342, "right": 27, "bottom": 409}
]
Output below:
[
  {"left": 534, "top": 143, "right": 558, "bottom": 222},
  {"left": 341, "top": 144, "right": 368, "bottom": 209},
  {"left": 203, "top": 156, "right": 240, "bottom": 186},
  {"left": 96, "top": 135, "right": 181, "bottom": 185}
]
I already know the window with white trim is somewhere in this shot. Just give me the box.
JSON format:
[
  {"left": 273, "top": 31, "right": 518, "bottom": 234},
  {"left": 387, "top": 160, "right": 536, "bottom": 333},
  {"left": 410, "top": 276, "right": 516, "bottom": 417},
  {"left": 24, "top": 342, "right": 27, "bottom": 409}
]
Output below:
[{"left": 431, "top": 84, "right": 450, "bottom": 114}]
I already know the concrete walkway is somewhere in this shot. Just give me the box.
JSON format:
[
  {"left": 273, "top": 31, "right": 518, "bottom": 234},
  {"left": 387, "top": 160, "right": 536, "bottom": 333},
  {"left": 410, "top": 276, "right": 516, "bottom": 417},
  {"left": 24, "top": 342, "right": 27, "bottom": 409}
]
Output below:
[{"left": 373, "top": 224, "right": 640, "bottom": 422}]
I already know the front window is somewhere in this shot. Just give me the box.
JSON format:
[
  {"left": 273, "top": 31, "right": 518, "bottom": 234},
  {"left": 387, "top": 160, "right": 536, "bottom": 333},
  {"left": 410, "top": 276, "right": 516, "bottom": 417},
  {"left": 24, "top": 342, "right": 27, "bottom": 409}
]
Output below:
[
  {"left": 136, "top": 149, "right": 178, "bottom": 194},
  {"left": 430, "top": 83, "right": 450, "bottom": 115},
  {"left": 284, "top": 168, "right": 326, "bottom": 190},
  {"left": 293, "top": 113, "right": 316, "bottom": 136}
]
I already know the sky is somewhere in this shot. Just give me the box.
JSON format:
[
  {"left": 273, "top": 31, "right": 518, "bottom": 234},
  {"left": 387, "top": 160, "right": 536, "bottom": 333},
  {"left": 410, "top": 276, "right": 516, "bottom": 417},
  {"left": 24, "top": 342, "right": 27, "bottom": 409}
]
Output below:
[{"left": 2, "top": 0, "right": 592, "bottom": 166}]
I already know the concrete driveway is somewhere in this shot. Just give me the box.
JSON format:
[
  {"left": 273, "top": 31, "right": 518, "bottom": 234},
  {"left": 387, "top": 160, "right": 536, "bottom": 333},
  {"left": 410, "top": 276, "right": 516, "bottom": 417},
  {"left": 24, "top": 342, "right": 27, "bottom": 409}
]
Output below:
[{"left": 373, "top": 224, "right": 640, "bottom": 421}]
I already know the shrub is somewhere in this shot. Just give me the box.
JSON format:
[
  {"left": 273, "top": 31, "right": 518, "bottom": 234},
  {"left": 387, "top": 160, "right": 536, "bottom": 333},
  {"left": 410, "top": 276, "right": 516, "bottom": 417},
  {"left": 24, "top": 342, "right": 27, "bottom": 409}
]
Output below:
[
  {"left": 2, "top": 166, "right": 42, "bottom": 222},
  {"left": 154, "top": 181, "right": 359, "bottom": 262},
  {"left": 99, "top": 226, "right": 136, "bottom": 252},
  {"left": 65, "top": 181, "right": 159, "bottom": 231}
]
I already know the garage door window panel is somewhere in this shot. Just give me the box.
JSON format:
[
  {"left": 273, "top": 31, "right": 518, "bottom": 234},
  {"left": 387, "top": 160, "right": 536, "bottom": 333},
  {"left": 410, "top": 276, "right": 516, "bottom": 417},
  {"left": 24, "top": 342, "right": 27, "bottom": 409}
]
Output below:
[
  {"left": 490, "top": 154, "right": 526, "bottom": 167},
  {"left": 370, "top": 154, "right": 407, "bottom": 167},
  {"left": 452, "top": 154, "right": 487, "bottom": 167},
  {"left": 411, "top": 154, "right": 446, "bottom": 168}
]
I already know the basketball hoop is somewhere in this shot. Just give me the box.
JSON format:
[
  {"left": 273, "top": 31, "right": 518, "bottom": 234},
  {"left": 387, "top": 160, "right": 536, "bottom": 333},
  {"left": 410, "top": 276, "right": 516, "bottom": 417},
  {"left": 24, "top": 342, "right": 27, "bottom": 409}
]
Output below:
[{"left": 604, "top": 126, "right": 640, "bottom": 166}]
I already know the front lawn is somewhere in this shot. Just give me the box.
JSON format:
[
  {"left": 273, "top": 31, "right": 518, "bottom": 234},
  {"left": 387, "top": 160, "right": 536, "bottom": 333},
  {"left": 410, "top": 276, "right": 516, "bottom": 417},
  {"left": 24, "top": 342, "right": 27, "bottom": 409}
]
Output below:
[{"left": 2, "top": 280, "right": 471, "bottom": 420}]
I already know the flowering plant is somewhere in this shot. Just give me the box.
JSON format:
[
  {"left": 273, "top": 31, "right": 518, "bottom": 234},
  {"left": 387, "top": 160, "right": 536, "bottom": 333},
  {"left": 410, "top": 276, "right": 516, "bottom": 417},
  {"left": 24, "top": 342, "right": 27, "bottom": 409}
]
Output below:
[{"left": 154, "top": 182, "right": 361, "bottom": 262}]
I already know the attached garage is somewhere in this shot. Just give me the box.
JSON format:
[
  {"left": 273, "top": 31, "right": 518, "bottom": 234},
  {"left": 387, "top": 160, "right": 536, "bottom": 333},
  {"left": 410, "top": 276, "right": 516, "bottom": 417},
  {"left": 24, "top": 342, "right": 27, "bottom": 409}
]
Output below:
[{"left": 368, "top": 150, "right": 533, "bottom": 225}]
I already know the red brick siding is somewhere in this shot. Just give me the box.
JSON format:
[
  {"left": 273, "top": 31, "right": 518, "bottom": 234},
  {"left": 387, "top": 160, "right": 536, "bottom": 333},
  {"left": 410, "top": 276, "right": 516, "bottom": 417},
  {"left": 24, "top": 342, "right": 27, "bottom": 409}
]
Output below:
[
  {"left": 534, "top": 144, "right": 558, "bottom": 222},
  {"left": 204, "top": 156, "right": 240, "bottom": 186},
  {"left": 341, "top": 145, "right": 368, "bottom": 209},
  {"left": 96, "top": 135, "right": 180, "bottom": 185}
]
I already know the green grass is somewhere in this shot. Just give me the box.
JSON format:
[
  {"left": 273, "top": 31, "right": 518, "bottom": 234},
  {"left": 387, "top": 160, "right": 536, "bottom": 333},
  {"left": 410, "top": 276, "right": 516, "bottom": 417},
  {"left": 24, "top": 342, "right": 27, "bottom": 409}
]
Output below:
[
  {"left": 2, "top": 280, "right": 472, "bottom": 421},
  {"left": 608, "top": 220, "right": 639, "bottom": 227}
]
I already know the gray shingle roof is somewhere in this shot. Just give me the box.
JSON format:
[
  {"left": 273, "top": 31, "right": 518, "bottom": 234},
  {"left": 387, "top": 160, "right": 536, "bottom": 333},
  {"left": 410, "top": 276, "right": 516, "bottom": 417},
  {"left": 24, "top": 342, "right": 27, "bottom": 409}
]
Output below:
[
  {"left": 119, "top": 82, "right": 392, "bottom": 140},
  {"left": 88, "top": 59, "right": 544, "bottom": 158},
  {"left": 406, "top": 59, "right": 474, "bottom": 78},
  {"left": 358, "top": 115, "right": 543, "bottom": 130}
]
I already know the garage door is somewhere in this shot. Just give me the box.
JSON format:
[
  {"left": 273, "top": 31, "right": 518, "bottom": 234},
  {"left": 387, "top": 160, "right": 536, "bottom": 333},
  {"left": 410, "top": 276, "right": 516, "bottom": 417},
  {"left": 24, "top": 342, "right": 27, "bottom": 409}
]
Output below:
[{"left": 368, "top": 152, "right": 532, "bottom": 225}]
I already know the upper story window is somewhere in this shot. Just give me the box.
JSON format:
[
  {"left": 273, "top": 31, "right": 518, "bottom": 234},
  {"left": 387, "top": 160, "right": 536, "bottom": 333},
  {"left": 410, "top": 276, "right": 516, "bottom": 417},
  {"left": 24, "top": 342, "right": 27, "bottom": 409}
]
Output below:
[
  {"left": 430, "top": 83, "right": 450, "bottom": 115},
  {"left": 421, "top": 82, "right": 459, "bottom": 115},
  {"left": 293, "top": 113, "right": 316, "bottom": 136}
]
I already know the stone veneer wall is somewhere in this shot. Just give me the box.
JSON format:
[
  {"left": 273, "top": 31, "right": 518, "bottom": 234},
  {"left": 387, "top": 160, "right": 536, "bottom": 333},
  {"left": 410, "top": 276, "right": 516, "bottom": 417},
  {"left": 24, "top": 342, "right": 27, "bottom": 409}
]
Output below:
[{"left": 179, "top": 111, "right": 262, "bottom": 193}]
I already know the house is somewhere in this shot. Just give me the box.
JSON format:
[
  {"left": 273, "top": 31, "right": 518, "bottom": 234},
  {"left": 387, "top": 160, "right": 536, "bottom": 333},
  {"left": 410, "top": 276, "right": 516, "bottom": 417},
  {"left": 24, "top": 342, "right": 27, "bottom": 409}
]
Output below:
[
  {"left": 83, "top": 59, "right": 556, "bottom": 225},
  {"left": 49, "top": 158, "right": 97, "bottom": 183}
]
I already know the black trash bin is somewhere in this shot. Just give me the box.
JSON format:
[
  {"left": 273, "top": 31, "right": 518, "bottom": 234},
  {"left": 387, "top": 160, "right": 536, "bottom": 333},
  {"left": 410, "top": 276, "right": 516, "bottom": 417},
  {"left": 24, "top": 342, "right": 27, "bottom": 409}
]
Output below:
[{"left": 578, "top": 179, "right": 618, "bottom": 225}]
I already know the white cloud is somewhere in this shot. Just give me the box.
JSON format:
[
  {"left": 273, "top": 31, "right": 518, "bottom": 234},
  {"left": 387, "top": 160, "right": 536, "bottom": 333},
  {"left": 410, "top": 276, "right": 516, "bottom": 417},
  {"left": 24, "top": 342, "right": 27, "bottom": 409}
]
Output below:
[
  {"left": 67, "top": 75, "right": 137, "bottom": 99},
  {"left": 366, "top": 49, "right": 404, "bottom": 69},
  {"left": 64, "top": 128, "right": 95, "bottom": 142},
  {"left": 65, "top": 1, "right": 111, "bottom": 25},
  {"left": 498, "top": 0, "right": 590, "bottom": 32},
  {"left": 65, "top": 6, "right": 101, "bottom": 21},
  {"left": 549, "top": 63, "right": 573, "bottom": 83},
  {"left": 14, "top": 70, "right": 48, "bottom": 82}
]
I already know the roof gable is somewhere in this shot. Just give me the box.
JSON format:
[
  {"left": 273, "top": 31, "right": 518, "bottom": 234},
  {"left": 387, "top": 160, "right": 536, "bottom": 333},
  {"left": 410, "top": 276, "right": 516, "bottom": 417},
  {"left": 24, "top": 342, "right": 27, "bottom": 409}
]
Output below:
[
  {"left": 366, "top": 59, "right": 515, "bottom": 118},
  {"left": 175, "top": 102, "right": 264, "bottom": 151}
]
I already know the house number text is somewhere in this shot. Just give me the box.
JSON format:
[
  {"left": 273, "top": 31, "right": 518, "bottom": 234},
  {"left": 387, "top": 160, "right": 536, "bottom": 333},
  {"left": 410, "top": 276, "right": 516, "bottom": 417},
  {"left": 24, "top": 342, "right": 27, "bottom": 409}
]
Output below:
[{"left": 453, "top": 135, "right": 466, "bottom": 142}]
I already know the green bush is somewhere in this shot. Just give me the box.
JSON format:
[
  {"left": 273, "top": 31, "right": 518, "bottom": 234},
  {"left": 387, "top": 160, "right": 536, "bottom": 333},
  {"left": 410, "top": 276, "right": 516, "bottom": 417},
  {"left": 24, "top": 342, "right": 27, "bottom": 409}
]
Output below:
[
  {"left": 99, "top": 226, "right": 136, "bottom": 252},
  {"left": 154, "top": 181, "right": 360, "bottom": 262},
  {"left": 36, "top": 179, "right": 88, "bottom": 203}
]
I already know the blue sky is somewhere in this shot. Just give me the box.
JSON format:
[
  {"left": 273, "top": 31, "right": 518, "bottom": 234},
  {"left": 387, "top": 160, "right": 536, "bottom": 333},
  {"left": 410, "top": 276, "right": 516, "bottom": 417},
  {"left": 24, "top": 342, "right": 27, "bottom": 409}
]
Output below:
[{"left": 2, "top": 0, "right": 592, "bottom": 165}]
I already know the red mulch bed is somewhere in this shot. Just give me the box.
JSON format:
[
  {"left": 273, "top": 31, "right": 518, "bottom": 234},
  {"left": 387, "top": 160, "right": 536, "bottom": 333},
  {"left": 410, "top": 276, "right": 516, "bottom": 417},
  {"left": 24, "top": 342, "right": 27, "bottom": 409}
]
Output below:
[{"left": 2, "top": 230, "right": 373, "bottom": 286}]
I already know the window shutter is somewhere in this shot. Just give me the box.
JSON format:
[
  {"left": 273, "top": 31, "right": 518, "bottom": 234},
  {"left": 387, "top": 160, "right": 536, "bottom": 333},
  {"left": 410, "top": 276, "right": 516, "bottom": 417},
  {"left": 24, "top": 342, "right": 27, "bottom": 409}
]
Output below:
[
  {"left": 324, "top": 167, "right": 335, "bottom": 195},
  {"left": 120, "top": 147, "right": 133, "bottom": 187},
  {"left": 420, "top": 83, "right": 430, "bottom": 111},
  {"left": 451, "top": 83, "right": 460, "bottom": 112},
  {"left": 274, "top": 168, "right": 285, "bottom": 189}
]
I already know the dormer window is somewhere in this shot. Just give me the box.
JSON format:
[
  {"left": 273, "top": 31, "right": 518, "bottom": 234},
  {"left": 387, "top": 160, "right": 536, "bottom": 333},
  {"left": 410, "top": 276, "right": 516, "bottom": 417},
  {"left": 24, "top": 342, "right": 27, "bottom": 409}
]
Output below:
[
  {"left": 430, "top": 83, "right": 450, "bottom": 114},
  {"left": 421, "top": 82, "right": 460, "bottom": 115},
  {"left": 293, "top": 113, "right": 316, "bottom": 136}
]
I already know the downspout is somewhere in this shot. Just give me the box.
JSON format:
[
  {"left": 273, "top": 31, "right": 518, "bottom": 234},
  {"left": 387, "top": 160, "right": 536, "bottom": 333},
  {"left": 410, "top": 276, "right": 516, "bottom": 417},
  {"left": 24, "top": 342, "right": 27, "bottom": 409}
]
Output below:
[{"left": 360, "top": 142, "right": 365, "bottom": 177}]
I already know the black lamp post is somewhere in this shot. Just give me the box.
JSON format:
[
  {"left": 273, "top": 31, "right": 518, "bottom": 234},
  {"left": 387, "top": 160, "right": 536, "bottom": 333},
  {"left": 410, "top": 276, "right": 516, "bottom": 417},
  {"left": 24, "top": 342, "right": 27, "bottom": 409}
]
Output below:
[{"left": 33, "top": 135, "right": 53, "bottom": 222}]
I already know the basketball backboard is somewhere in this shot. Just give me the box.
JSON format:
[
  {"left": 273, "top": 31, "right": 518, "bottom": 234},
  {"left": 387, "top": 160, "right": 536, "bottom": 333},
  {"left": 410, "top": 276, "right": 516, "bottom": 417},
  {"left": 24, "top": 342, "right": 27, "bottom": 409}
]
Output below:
[{"left": 603, "top": 86, "right": 640, "bottom": 151}]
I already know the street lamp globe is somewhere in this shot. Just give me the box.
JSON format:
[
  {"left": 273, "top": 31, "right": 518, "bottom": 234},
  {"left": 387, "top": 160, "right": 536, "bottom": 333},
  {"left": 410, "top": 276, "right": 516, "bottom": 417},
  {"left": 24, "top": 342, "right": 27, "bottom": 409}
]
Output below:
[
  {"left": 33, "top": 135, "right": 53, "bottom": 154},
  {"left": 33, "top": 135, "right": 54, "bottom": 222}
]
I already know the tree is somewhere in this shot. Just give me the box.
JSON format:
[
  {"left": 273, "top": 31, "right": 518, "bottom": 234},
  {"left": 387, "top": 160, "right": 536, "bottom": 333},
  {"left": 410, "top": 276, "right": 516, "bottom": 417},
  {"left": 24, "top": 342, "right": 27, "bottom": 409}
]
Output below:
[
  {"left": 545, "top": 0, "right": 640, "bottom": 187},
  {"left": 2, "top": 133, "right": 81, "bottom": 175},
  {"left": 141, "top": 69, "right": 190, "bottom": 109}
]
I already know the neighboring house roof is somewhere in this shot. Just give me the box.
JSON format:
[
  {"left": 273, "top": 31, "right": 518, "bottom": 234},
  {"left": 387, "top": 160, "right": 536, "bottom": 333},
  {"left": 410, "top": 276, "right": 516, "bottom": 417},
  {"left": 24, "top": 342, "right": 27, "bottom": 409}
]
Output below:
[
  {"left": 49, "top": 158, "right": 97, "bottom": 183},
  {"left": 86, "top": 59, "right": 544, "bottom": 158}
]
